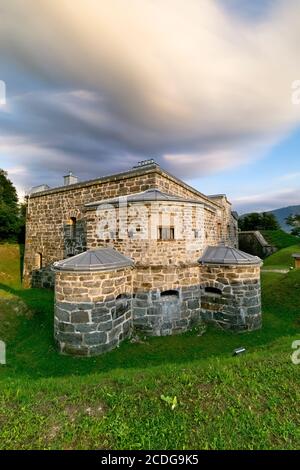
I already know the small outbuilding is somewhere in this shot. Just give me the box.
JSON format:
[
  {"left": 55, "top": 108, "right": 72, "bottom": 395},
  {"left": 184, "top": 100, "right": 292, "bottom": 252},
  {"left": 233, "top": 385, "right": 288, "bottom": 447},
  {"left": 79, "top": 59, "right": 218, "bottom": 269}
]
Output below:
[{"left": 292, "top": 253, "right": 300, "bottom": 269}]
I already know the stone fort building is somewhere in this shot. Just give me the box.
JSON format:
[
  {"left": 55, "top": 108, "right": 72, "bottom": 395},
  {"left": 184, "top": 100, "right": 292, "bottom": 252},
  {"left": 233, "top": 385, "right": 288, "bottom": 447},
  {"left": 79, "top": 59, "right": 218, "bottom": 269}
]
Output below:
[{"left": 24, "top": 159, "right": 262, "bottom": 356}]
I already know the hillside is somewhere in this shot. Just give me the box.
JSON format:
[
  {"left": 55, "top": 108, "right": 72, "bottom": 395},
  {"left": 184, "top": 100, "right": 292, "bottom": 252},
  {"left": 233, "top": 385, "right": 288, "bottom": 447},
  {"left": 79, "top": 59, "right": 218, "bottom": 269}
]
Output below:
[
  {"left": 268, "top": 205, "right": 300, "bottom": 232},
  {"left": 261, "top": 230, "right": 300, "bottom": 250},
  {"left": 0, "top": 244, "right": 300, "bottom": 449},
  {"left": 240, "top": 205, "right": 300, "bottom": 232}
]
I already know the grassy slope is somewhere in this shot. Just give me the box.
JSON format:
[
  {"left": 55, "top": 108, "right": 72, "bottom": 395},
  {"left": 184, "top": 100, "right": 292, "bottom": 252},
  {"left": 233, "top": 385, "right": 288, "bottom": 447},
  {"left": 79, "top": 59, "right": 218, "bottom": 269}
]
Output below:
[
  {"left": 0, "top": 244, "right": 299, "bottom": 449},
  {"left": 261, "top": 230, "right": 300, "bottom": 250},
  {"left": 264, "top": 244, "right": 300, "bottom": 270}
]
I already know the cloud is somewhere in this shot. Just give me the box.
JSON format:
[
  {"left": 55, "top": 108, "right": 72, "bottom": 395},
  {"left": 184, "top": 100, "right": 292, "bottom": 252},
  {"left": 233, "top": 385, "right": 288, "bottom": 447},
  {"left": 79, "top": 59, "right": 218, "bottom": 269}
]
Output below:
[
  {"left": 1, "top": 0, "right": 300, "bottom": 192},
  {"left": 233, "top": 187, "right": 300, "bottom": 213},
  {"left": 279, "top": 172, "right": 300, "bottom": 181}
]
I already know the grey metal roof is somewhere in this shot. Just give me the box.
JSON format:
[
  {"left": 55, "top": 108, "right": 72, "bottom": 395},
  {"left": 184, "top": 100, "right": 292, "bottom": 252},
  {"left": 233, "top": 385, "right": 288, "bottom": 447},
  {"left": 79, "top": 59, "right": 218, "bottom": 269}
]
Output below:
[
  {"left": 27, "top": 184, "right": 51, "bottom": 195},
  {"left": 85, "top": 188, "right": 212, "bottom": 209},
  {"left": 53, "top": 248, "right": 134, "bottom": 272},
  {"left": 292, "top": 253, "right": 300, "bottom": 259},
  {"left": 199, "top": 244, "right": 261, "bottom": 265}
]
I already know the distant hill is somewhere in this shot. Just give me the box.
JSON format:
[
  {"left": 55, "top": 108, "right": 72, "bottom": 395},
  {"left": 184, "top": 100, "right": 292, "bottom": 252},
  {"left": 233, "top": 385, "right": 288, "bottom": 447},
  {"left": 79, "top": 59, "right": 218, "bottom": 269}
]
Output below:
[
  {"left": 266, "top": 205, "right": 300, "bottom": 232},
  {"left": 240, "top": 205, "right": 300, "bottom": 232}
]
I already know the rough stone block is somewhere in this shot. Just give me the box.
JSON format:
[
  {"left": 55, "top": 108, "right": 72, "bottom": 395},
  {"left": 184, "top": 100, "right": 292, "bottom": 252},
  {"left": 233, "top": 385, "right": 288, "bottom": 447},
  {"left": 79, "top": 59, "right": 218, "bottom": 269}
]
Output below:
[
  {"left": 187, "top": 299, "right": 200, "bottom": 310},
  {"left": 74, "top": 323, "right": 98, "bottom": 333},
  {"left": 58, "top": 332, "right": 83, "bottom": 346},
  {"left": 97, "top": 320, "right": 113, "bottom": 332},
  {"left": 84, "top": 331, "right": 107, "bottom": 345},
  {"left": 71, "top": 311, "right": 90, "bottom": 323},
  {"left": 58, "top": 322, "right": 75, "bottom": 333}
]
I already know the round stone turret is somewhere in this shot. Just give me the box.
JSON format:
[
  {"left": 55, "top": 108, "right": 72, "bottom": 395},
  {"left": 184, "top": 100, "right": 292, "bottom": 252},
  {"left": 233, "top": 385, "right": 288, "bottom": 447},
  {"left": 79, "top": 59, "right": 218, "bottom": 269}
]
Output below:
[
  {"left": 199, "top": 244, "right": 262, "bottom": 332},
  {"left": 53, "top": 248, "right": 134, "bottom": 356}
]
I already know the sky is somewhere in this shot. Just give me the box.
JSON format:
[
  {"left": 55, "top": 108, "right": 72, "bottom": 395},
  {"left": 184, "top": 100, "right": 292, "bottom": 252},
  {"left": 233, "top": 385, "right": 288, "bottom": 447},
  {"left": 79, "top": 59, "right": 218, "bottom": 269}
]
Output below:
[{"left": 0, "top": 0, "right": 300, "bottom": 214}]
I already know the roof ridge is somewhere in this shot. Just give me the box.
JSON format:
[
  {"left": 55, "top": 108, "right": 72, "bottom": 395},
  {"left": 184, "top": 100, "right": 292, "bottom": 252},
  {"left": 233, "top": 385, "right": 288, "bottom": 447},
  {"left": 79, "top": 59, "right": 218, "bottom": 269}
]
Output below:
[
  {"left": 199, "top": 244, "right": 261, "bottom": 266},
  {"left": 53, "top": 248, "right": 134, "bottom": 272}
]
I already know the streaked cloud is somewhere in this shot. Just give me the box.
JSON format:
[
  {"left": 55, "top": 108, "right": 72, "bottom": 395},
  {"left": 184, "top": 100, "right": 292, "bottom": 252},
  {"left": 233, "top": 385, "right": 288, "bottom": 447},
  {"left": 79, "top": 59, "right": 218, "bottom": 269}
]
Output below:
[
  {"left": 0, "top": 0, "right": 300, "bottom": 207},
  {"left": 233, "top": 187, "right": 300, "bottom": 213}
]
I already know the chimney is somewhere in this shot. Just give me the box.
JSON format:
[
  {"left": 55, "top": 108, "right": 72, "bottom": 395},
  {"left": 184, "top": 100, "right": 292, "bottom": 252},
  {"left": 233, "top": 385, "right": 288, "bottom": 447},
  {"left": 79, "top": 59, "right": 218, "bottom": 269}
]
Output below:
[{"left": 63, "top": 171, "right": 78, "bottom": 186}]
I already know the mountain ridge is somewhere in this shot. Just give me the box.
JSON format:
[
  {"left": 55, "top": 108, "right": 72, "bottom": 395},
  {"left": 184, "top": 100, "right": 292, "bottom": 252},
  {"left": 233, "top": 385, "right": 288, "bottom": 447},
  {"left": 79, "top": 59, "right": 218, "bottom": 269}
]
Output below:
[{"left": 240, "top": 205, "right": 300, "bottom": 232}]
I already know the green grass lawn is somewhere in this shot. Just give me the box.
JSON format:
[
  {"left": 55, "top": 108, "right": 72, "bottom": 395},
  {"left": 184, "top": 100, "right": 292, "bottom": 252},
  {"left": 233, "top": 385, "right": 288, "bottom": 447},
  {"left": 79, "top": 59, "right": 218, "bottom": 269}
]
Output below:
[
  {"left": 263, "top": 244, "right": 300, "bottom": 270},
  {"left": 261, "top": 229, "right": 300, "bottom": 250},
  {"left": 0, "top": 244, "right": 299, "bottom": 449}
]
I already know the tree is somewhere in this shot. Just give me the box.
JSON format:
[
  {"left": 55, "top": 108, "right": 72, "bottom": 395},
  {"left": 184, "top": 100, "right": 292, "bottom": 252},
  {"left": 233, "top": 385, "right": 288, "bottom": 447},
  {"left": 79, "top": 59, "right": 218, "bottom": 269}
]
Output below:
[
  {"left": 0, "top": 169, "right": 23, "bottom": 241},
  {"left": 260, "top": 212, "right": 280, "bottom": 230},
  {"left": 239, "top": 212, "right": 280, "bottom": 231},
  {"left": 286, "top": 214, "right": 300, "bottom": 237},
  {"left": 18, "top": 202, "right": 27, "bottom": 243}
]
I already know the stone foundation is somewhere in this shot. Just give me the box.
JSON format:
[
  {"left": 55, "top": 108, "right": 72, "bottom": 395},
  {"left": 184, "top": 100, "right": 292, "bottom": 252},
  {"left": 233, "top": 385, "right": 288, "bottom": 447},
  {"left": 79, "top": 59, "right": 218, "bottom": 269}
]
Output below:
[
  {"left": 53, "top": 256, "right": 262, "bottom": 356},
  {"left": 55, "top": 296, "right": 132, "bottom": 356},
  {"left": 54, "top": 266, "right": 133, "bottom": 356},
  {"left": 32, "top": 266, "right": 55, "bottom": 289}
]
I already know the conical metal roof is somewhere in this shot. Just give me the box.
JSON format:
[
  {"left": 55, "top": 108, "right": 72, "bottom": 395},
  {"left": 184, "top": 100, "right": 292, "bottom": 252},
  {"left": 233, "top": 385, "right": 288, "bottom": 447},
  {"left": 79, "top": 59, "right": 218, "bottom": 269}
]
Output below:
[
  {"left": 53, "top": 248, "right": 134, "bottom": 272},
  {"left": 199, "top": 244, "right": 261, "bottom": 266}
]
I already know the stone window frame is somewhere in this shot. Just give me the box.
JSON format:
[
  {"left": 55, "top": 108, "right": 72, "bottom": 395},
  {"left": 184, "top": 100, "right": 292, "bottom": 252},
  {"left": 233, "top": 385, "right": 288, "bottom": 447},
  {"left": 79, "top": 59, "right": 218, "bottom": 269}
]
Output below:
[
  {"left": 34, "top": 252, "right": 43, "bottom": 269},
  {"left": 68, "top": 217, "right": 77, "bottom": 239}
]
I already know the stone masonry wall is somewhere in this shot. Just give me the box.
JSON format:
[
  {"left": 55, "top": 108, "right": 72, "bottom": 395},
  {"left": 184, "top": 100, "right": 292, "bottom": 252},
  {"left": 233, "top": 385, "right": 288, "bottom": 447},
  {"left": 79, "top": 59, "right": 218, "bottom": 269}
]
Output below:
[
  {"left": 133, "top": 286, "right": 202, "bottom": 336},
  {"left": 24, "top": 165, "right": 237, "bottom": 287},
  {"left": 86, "top": 201, "right": 209, "bottom": 266},
  {"left": 54, "top": 261, "right": 262, "bottom": 356},
  {"left": 24, "top": 170, "right": 156, "bottom": 287},
  {"left": 132, "top": 265, "right": 202, "bottom": 336},
  {"left": 54, "top": 267, "right": 133, "bottom": 356},
  {"left": 199, "top": 264, "right": 262, "bottom": 332},
  {"left": 31, "top": 266, "right": 55, "bottom": 289}
]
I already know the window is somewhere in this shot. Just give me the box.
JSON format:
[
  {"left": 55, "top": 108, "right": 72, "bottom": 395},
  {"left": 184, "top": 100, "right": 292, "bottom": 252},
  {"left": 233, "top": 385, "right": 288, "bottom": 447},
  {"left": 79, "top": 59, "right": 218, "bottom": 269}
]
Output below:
[
  {"left": 204, "top": 286, "right": 222, "bottom": 297},
  {"left": 68, "top": 217, "right": 77, "bottom": 239},
  {"left": 35, "top": 253, "right": 42, "bottom": 269},
  {"left": 161, "top": 290, "right": 179, "bottom": 298},
  {"left": 217, "top": 223, "right": 222, "bottom": 239},
  {"left": 158, "top": 226, "right": 175, "bottom": 240}
]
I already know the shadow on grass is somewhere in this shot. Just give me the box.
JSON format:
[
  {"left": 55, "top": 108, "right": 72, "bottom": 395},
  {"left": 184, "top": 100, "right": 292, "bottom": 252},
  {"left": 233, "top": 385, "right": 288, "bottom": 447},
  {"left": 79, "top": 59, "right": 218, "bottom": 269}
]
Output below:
[
  {"left": 19, "top": 243, "right": 25, "bottom": 283},
  {"left": 0, "top": 271, "right": 299, "bottom": 381}
]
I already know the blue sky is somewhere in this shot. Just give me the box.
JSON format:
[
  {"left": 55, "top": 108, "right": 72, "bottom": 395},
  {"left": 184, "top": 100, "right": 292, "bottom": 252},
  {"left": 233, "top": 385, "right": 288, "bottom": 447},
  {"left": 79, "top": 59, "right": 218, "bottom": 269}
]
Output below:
[
  {"left": 188, "top": 128, "right": 300, "bottom": 212},
  {"left": 0, "top": 0, "right": 300, "bottom": 214}
]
